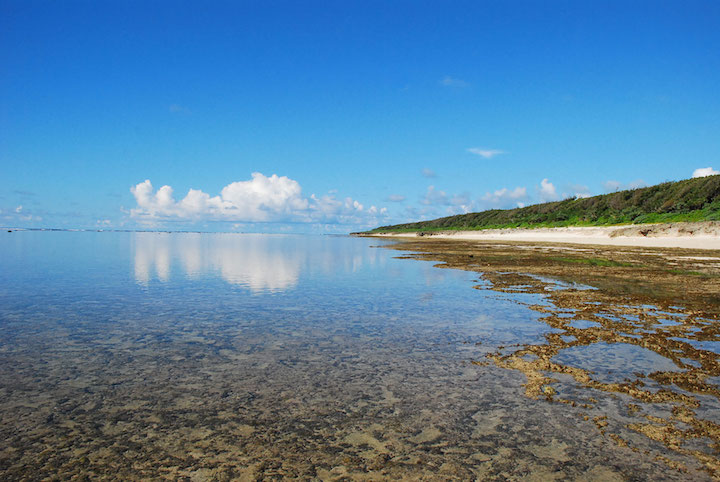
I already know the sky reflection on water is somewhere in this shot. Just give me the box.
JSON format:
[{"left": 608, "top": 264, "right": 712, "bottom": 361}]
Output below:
[
  {"left": 133, "top": 233, "right": 332, "bottom": 292},
  {"left": 0, "top": 231, "right": 716, "bottom": 480}
]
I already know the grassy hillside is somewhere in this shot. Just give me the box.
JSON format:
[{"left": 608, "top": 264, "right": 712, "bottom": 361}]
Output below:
[{"left": 369, "top": 175, "right": 720, "bottom": 233}]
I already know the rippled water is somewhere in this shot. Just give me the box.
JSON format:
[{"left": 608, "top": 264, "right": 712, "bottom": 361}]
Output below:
[{"left": 0, "top": 232, "right": 716, "bottom": 479}]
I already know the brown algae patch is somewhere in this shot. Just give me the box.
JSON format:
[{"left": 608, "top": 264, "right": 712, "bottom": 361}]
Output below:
[{"left": 379, "top": 237, "right": 720, "bottom": 477}]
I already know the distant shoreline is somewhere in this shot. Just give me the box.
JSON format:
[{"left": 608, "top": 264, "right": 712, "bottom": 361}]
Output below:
[{"left": 357, "top": 221, "right": 720, "bottom": 250}]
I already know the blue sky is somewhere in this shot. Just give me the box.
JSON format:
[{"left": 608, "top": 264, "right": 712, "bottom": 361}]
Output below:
[{"left": 1, "top": 0, "right": 719, "bottom": 232}]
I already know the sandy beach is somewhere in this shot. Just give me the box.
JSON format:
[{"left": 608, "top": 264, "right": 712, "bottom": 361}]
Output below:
[{"left": 365, "top": 221, "right": 720, "bottom": 250}]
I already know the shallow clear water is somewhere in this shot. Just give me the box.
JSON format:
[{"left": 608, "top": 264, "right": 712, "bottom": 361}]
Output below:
[{"left": 0, "top": 232, "right": 716, "bottom": 479}]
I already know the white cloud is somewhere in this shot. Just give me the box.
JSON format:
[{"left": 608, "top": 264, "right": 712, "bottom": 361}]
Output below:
[
  {"left": 567, "top": 184, "right": 592, "bottom": 199},
  {"left": 539, "top": 178, "right": 559, "bottom": 202},
  {"left": 385, "top": 194, "right": 406, "bottom": 202},
  {"left": 220, "top": 174, "right": 309, "bottom": 219},
  {"left": 692, "top": 167, "right": 720, "bottom": 178},
  {"left": 447, "top": 193, "right": 474, "bottom": 214},
  {"left": 130, "top": 173, "right": 387, "bottom": 226},
  {"left": 467, "top": 148, "right": 505, "bottom": 159},
  {"left": 421, "top": 185, "right": 448, "bottom": 206},
  {"left": 2, "top": 204, "right": 39, "bottom": 222},
  {"left": 420, "top": 186, "right": 475, "bottom": 215},
  {"left": 480, "top": 186, "right": 528, "bottom": 209},
  {"left": 422, "top": 168, "right": 437, "bottom": 178},
  {"left": 603, "top": 180, "right": 621, "bottom": 192},
  {"left": 419, "top": 184, "right": 532, "bottom": 215},
  {"left": 440, "top": 76, "right": 469, "bottom": 87}
]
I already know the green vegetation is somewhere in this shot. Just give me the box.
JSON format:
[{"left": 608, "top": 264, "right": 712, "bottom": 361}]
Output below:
[
  {"left": 369, "top": 175, "right": 720, "bottom": 233},
  {"left": 666, "top": 269, "right": 714, "bottom": 277},
  {"left": 549, "top": 257, "right": 637, "bottom": 268}
]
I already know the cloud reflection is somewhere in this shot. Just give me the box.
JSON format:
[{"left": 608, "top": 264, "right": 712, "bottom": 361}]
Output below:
[{"left": 132, "top": 233, "right": 383, "bottom": 293}]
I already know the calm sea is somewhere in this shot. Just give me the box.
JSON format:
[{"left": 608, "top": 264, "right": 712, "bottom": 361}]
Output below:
[{"left": 0, "top": 231, "right": 716, "bottom": 479}]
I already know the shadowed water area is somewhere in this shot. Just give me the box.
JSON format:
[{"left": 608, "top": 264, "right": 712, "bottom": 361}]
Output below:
[{"left": 0, "top": 232, "right": 718, "bottom": 480}]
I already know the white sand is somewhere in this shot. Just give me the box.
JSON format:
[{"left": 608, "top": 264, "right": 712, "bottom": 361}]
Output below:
[{"left": 369, "top": 222, "right": 720, "bottom": 250}]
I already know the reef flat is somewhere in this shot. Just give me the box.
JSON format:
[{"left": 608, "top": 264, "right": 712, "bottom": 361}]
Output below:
[{"left": 380, "top": 237, "right": 720, "bottom": 478}]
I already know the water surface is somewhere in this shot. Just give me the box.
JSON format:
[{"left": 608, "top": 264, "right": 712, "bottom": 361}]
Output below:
[{"left": 0, "top": 232, "right": 716, "bottom": 479}]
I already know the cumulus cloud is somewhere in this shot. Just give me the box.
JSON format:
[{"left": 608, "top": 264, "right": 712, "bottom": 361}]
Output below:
[
  {"left": 440, "top": 76, "right": 469, "bottom": 87},
  {"left": 567, "top": 184, "right": 592, "bottom": 199},
  {"left": 692, "top": 167, "right": 720, "bottom": 178},
  {"left": 419, "top": 183, "right": 532, "bottom": 215},
  {"left": 130, "top": 173, "right": 387, "bottom": 226},
  {"left": 603, "top": 180, "right": 621, "bottom": 192},
  {"left": 1, "top": 204, "right": 40, "bottom": 223},
  {"left": 467, "top": 148, "right": 504, "bottom": 159},
  {"left": 447, "top": 193, "right": 474, "bottom": 214},
  {"left": 480, "top": 187, "right": 528, "bottom": 208},
  {"left": 539, "top": 178, "right": 559, "bottom": 202},
  {"left": 420, "top": 186, "right": 475, "bottom": 215},
  {"left": 421, "top": 186, "right": 448, "bottom": 206},
  {"left": 422, "top": 168, "right": 437, "bottom": 178}
]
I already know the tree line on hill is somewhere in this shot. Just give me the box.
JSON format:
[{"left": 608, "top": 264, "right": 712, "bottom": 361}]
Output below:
[{"left": 370, "top": 175, "right": 720, "bottom": 232}]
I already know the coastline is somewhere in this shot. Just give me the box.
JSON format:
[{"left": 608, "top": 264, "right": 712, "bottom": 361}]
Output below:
[
  {"left": 373, "top": 237, "right": 720, "bottom": 476},
  {"left": 360, "top": 221, "right": 720, "bottom": 250}
]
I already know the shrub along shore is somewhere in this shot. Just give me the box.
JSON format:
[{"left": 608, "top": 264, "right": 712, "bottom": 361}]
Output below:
[{"left": 366, "top": 175, "right": 720, "bottom": 233}]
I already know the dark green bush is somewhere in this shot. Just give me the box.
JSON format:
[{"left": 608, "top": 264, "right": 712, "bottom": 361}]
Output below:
[{"left": 371, "top": 175, "right": 720, "bottom": 232}]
